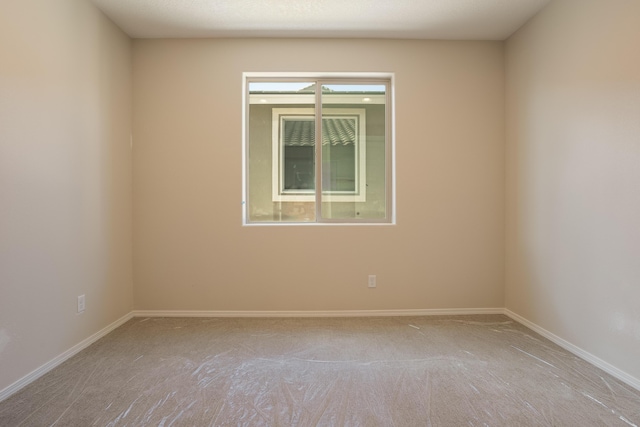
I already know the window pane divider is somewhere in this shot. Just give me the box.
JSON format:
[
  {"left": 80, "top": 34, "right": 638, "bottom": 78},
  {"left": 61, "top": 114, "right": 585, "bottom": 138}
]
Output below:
[{"left": 314, "top": 80, "right": 323, "bottom": 222}]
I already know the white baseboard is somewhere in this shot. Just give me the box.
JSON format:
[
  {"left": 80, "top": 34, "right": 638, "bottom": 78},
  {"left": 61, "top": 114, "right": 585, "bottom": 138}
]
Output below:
[
  {"left": 504, "top": 309, "right": 640, "bottom": 392},
  {"left": 132, "top": 308, "right": 505, "bottom": 318},
  {"left": 0, "top": 312, "right": 133, "bottom": 403}
]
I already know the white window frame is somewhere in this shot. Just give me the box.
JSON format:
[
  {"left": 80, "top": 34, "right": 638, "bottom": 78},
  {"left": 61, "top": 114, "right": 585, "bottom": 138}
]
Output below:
[
  {"left": 242, "top": 72, "right": 396, "bottom": 225},
  {"left": 272, "top": 108, "right": 367, "bottom": 203}
]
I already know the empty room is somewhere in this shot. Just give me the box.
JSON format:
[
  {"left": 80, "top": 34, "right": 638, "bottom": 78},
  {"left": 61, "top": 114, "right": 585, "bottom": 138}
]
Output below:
[{"left": 1, "top": 0, "right": 639, "bottom": 425}]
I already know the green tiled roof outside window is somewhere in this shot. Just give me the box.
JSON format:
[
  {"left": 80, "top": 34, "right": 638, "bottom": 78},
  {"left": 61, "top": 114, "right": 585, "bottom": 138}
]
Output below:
[{"left": 283, "top": 118, "right": 356, "bottom": 146}]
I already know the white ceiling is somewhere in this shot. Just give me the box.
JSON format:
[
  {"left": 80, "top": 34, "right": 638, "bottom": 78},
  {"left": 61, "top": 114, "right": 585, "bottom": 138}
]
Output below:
[{"left": 90, "top": 0, "right": 551, "bottom": 40}]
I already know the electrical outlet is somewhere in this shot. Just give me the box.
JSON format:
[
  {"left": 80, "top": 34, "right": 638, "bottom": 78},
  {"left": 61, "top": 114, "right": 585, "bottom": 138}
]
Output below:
[
  {"left": 368, "top": 275, "right": 377, "bottom": 288},
  {"left": 77, "top": 295, "right": 85, "bottom": 313}
]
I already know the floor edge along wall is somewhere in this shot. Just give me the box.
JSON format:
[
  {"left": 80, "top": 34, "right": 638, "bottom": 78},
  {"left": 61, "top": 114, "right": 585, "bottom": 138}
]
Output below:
[{"left": 0, "top": 313, "right": 134, "bottom": 402}]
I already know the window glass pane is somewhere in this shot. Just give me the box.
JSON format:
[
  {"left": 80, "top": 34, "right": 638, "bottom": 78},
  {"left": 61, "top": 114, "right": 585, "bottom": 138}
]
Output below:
[
  {"left": 320, "top": 84, "right": 387, "bottom": 220},
  {"left": 245, "top": 78, "right": 391, "bottom": 224},
  {"left": 247, "top": 82, "right": 316, "bottom": 222},
  {"left": 284, "top": 147, "right": 315, "bottom": 190},
  {"left": 323, "top": 143, "right": 355, "bottom": 191},
  {"left": 322, "top": 117, "right": 356, "bottom": 192}
]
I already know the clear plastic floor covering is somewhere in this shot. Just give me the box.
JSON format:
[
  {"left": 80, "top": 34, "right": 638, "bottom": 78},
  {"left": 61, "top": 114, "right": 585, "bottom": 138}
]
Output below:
[{"left": 1, "top": 315, "right": 639, "bottom": 426}]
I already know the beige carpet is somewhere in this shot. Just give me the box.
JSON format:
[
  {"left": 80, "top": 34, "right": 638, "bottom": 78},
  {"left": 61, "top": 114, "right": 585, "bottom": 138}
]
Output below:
[{"left": 1, "top": 315, "right": 639, "bottom": 426}]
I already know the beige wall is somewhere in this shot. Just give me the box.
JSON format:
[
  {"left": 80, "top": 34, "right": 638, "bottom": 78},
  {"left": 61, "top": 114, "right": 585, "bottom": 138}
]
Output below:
[
  {"left": 3, "top": 0, "right": 639, "bottom": 400},
  {"left": 506, "top": 0, "right": 640, "bottom": 381},
  {"left": 0, "top": 0, "right": 133, "bottom": 392},
  {"left": 4, "top": 0, "right": 639, "bottom": 401},
  {"left": 133, "top": 39, "right": 505, "bottom": 311}
]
